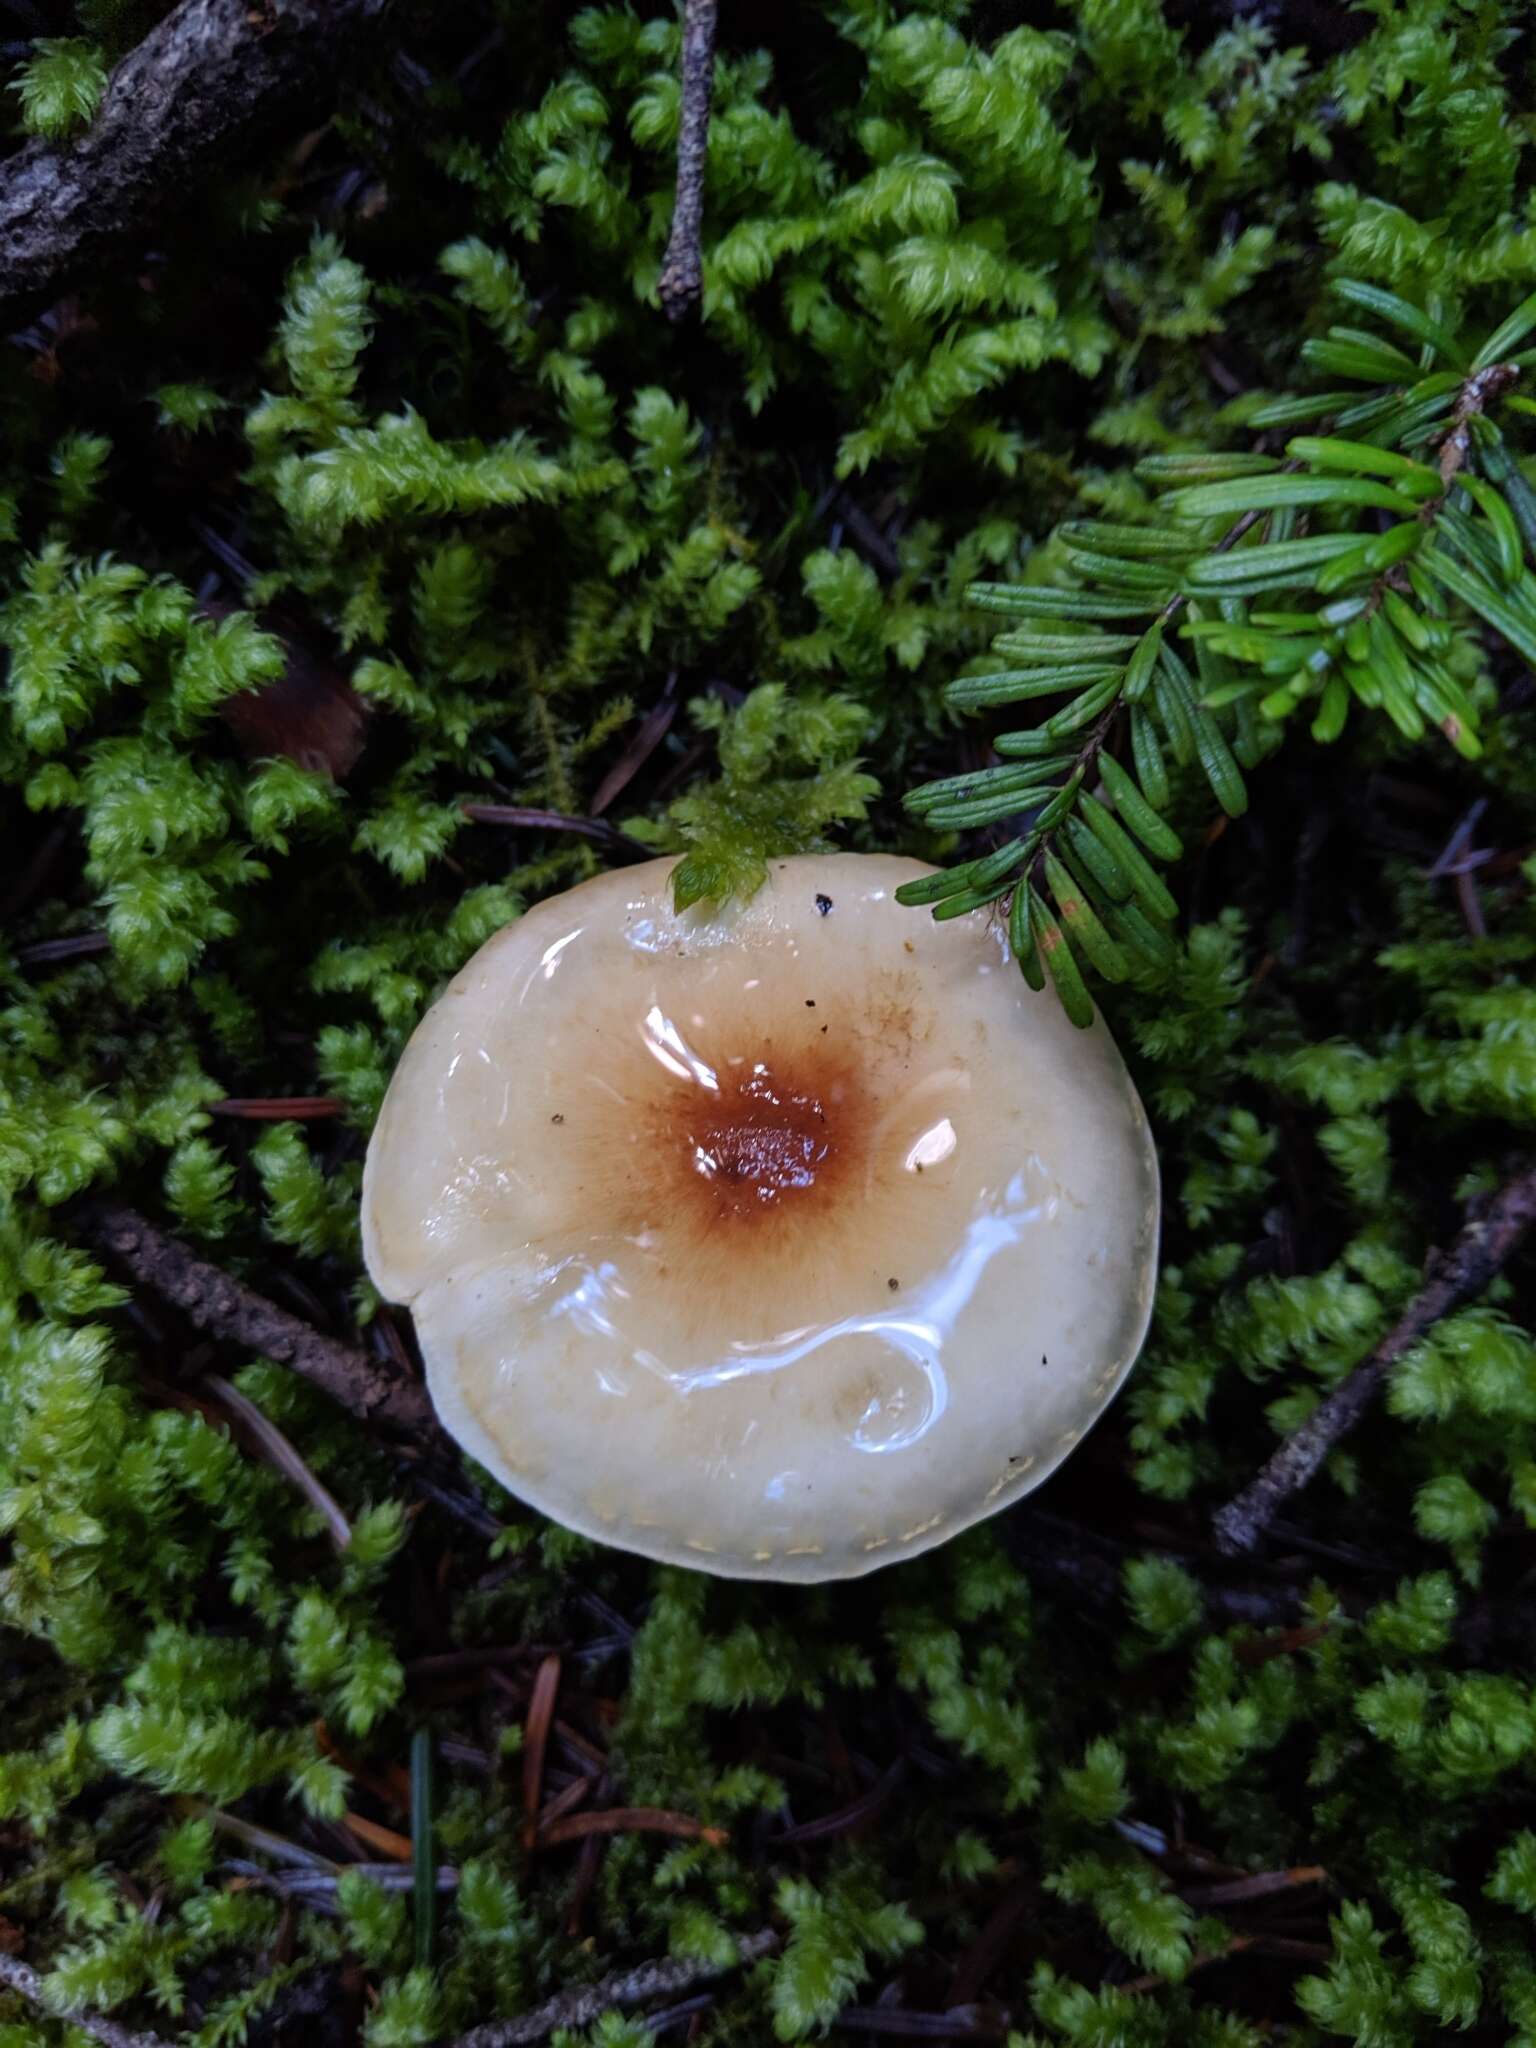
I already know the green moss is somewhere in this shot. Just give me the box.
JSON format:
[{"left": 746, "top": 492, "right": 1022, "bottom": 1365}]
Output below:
[{"left": 2, "top": 1, "right": 1536, "bottom": 2041}]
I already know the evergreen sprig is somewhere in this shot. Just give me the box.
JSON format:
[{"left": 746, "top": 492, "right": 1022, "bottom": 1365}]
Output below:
[{"left": 902, "top": 277, "right": 1536, "bottom": 1023}]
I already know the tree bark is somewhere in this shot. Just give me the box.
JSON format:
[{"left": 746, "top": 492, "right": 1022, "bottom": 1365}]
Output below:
[{"left": 0, "top": 0, "right": 390, "bottom": 320}]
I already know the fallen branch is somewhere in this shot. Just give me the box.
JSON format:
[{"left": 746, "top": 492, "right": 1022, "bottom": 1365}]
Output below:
[
  {"left": 1213, "top": 1162, "right": 1536, "bottom": 1555},
  {"left": 449, "top": 1928, "right": 779, "bottom": 2048},
  {"left": 0, "top": 0, "right": 390, "bottom": 321},
  {"left": 0, "top": 1953, "right": 173, "bottom": 2048},
  {"left": 84, "top": 1205, "right": 434, "bottom": 1438},
  {"left": 657, "top": 0, "right": 717, "bottom": 321}
]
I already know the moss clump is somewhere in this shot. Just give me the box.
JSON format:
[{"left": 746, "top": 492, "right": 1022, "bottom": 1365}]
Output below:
[{"left": 3, "top": 2, "right": 1536, "bottom": 2042}]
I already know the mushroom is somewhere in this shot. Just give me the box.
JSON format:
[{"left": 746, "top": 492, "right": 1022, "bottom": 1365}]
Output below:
[{"left": 362, "top": 854, "right": 1159, "bottom": 1581}]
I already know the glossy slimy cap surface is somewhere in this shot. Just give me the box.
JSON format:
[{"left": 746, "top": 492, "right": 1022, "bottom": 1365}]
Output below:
[{"left": 362, "top": 854, "right": 1159, "bottom": 1581}]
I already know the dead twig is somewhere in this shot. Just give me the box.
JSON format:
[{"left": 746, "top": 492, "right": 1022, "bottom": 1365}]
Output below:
[
  {"left": 1004, "top": 1505, "right": 1301, "bottom": 1628},
  {"left": 392, "top": 1452, "right": 504, "bottom": 1538},
  {"left": 14, "top": 931, "right": 111, "bottom": 967},
  {"left": 0, "top": 1952, "right": 174, "bottom": 2048},
  {"left": 835, "top": 2012, "right": 1006, "bottom": 2041},
  {"left": 460, "top": 803, "right": 651, "bottom": 855},
  {"left": 205, "top": 1373, "right": 353, "bottom": 1548},
  {"left": 1122, "top": 1933, "right": 1329, "bottom": 1994},
  {"left": 657, "top": 0, "right": 717, "bottom": 321},
  {"left": 83, "top": 1205, "right": 434, "bottom": 1438},
  {"left": 590, "top": 672, "right": 680, "bottom": 815},
  {"left": 1178, "top": 1864, "right": 1327, "bottom": 1908},
  {"left": 829, "top": 492, "right": 903, "bottom": 581},
  {"left": 1213, "top": 1162, "right": 1536, "bottom": 1555},
  {"left": 447, "top": 1928, "right": 779, "bottom": 2048},
  {"left": 774, "top": 1757, "right": 908, "bottom": 1845},
  {"left": 207, "top": 1096, "right": 344, "bottom": 1120},
  {"left": 538, "top": 1805, "right": 727, "bottom": 1850},
  {"left": 1428, "top": 799, "right": 1492, "bottom": 938},
  {"left": 226, "top": 1858, "right": 459, "bottom": 1896},
  {"left": 0, "top": 0, "right": 392, "bottom": 321},
  {"left": 406, "top": 1645, "right": 526, "bottom": 1682},
  {"left": 1435, "top": 361, "right": 1522, "bottom": 486},
  {"left": 945, "top": 1881, "right": 1038, "bottom": 2010},
  {"left": 177, "top": 1797, "right": 337, "bottom": 1871}
]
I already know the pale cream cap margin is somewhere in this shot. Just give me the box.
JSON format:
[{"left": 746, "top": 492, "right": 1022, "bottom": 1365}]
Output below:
[{"left": 362, "top": 853, "right": 1161, "bottom": 1581}]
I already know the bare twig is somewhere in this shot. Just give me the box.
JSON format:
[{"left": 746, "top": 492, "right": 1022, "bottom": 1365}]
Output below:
[
  {"left": 225, "top": 1858, "right": 459, "bottom": 1895},
  {"left": 84, "top": 1205, "right": 434, "bottom": 1439},
  {"left": 637, "top": 1992, "right": 719, "bottom": 2035},
  {"left": 1436, "top": 361, "right": 1522, "bottom": 486},
  {"left": 205, "top": 1373, "right": 353, "bottom": 1548},
  {"left": 538, "top": 1805, "right": 727, "bottom": 1850},
  {"left": 590, "top": 672, "right": 680, "bottom": 815},
  {"left": 835, "top": 2012, "right": 1006, "bottom": 2041},
  {"left": 1427, "top": 799, "right": 1489, "bottom": 879},
  {"left": 1122, "top": 1933, "right": 1329, "bottom": 1995},
  {"left": 1213, "top": 1162, "right": 1536, "bottom": 1554},
  {"left": 405, "top": 1638, "right": 528, "bottom": 1671},
  {"left": 390, "top": 1452, "right": 504, "bottom": 1538},
  {"left": 1455, "top": 866, "right": 1489, "bottom": 939},
  {"left": 0, "top": 1953, "right": 174, "bottom": 2048},
  {"left": 405, "top": 1645, "right": 525, "bottom": 1681},
  {"left": 179, "top": 1797, "right": 336, "bottom": 1870},
  {"left": 207, "top": 1096, "right": 344, "bottom": 1120},
  {"left": 774, "top": 1757, "right": 908, "bottom": 1845},
  {"left": 448, "top": 1928, "right": 779, "bottom": 2048},
  {"left": 1178, "top": 1864, "right": 1327, "bottom": 1908},
  {"left": 0, "top": 0, "right": 391, "bottom": 321},
  {"left": 14, "top": 931, "right": 111, "bottom": 967},
  {"left": 831, "top": 492, "right": 904, "bottom": 581},
  {"left": 460, "top": 804, "right": 651, "bottom": 855},
  {"left": 657, "top": 0, "right": 717, "bottom": 321},
  {"left": 1003, "top": 1505, "right": 1301, "bottom": 1628},
  {"left": 1427, "top": 797, "right": 1492, "bottom": 935}
]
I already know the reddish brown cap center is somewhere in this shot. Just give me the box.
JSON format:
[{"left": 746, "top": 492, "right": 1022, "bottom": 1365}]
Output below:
[{"left": 685, "top": 1066, "right": 836, "bottom": 1212}]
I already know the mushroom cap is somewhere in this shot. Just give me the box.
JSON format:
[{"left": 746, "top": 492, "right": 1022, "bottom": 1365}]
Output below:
[{"left": 362, "top": 854, "right": 1159, "bottom": 1581}]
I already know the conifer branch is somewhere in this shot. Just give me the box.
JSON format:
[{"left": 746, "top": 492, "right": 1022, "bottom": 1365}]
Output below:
[
  {"left": 84, "top": 1204, "right": 434, "bottom": 1439},
  {"left": 0, "top": 0, "right": 391, "bottom": 320},
  {"left": 903, "top": 277, "right": 1536, "bottom": 1022},
  {"left": 1020, "top": 498, "right": 1273, "bottom": 889},
  {"left": 1213, "top": 1160, "right": 1536, "bottom": 1555},
  {"left": 657, "top": 0, "right": 717, "bottom": 322},
  {"left": 0, "top": 1954, "right": 174, "bottom": 2048},
  {"left": 448, "top": 1928, "right": 779, "bottom": 2048}
]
